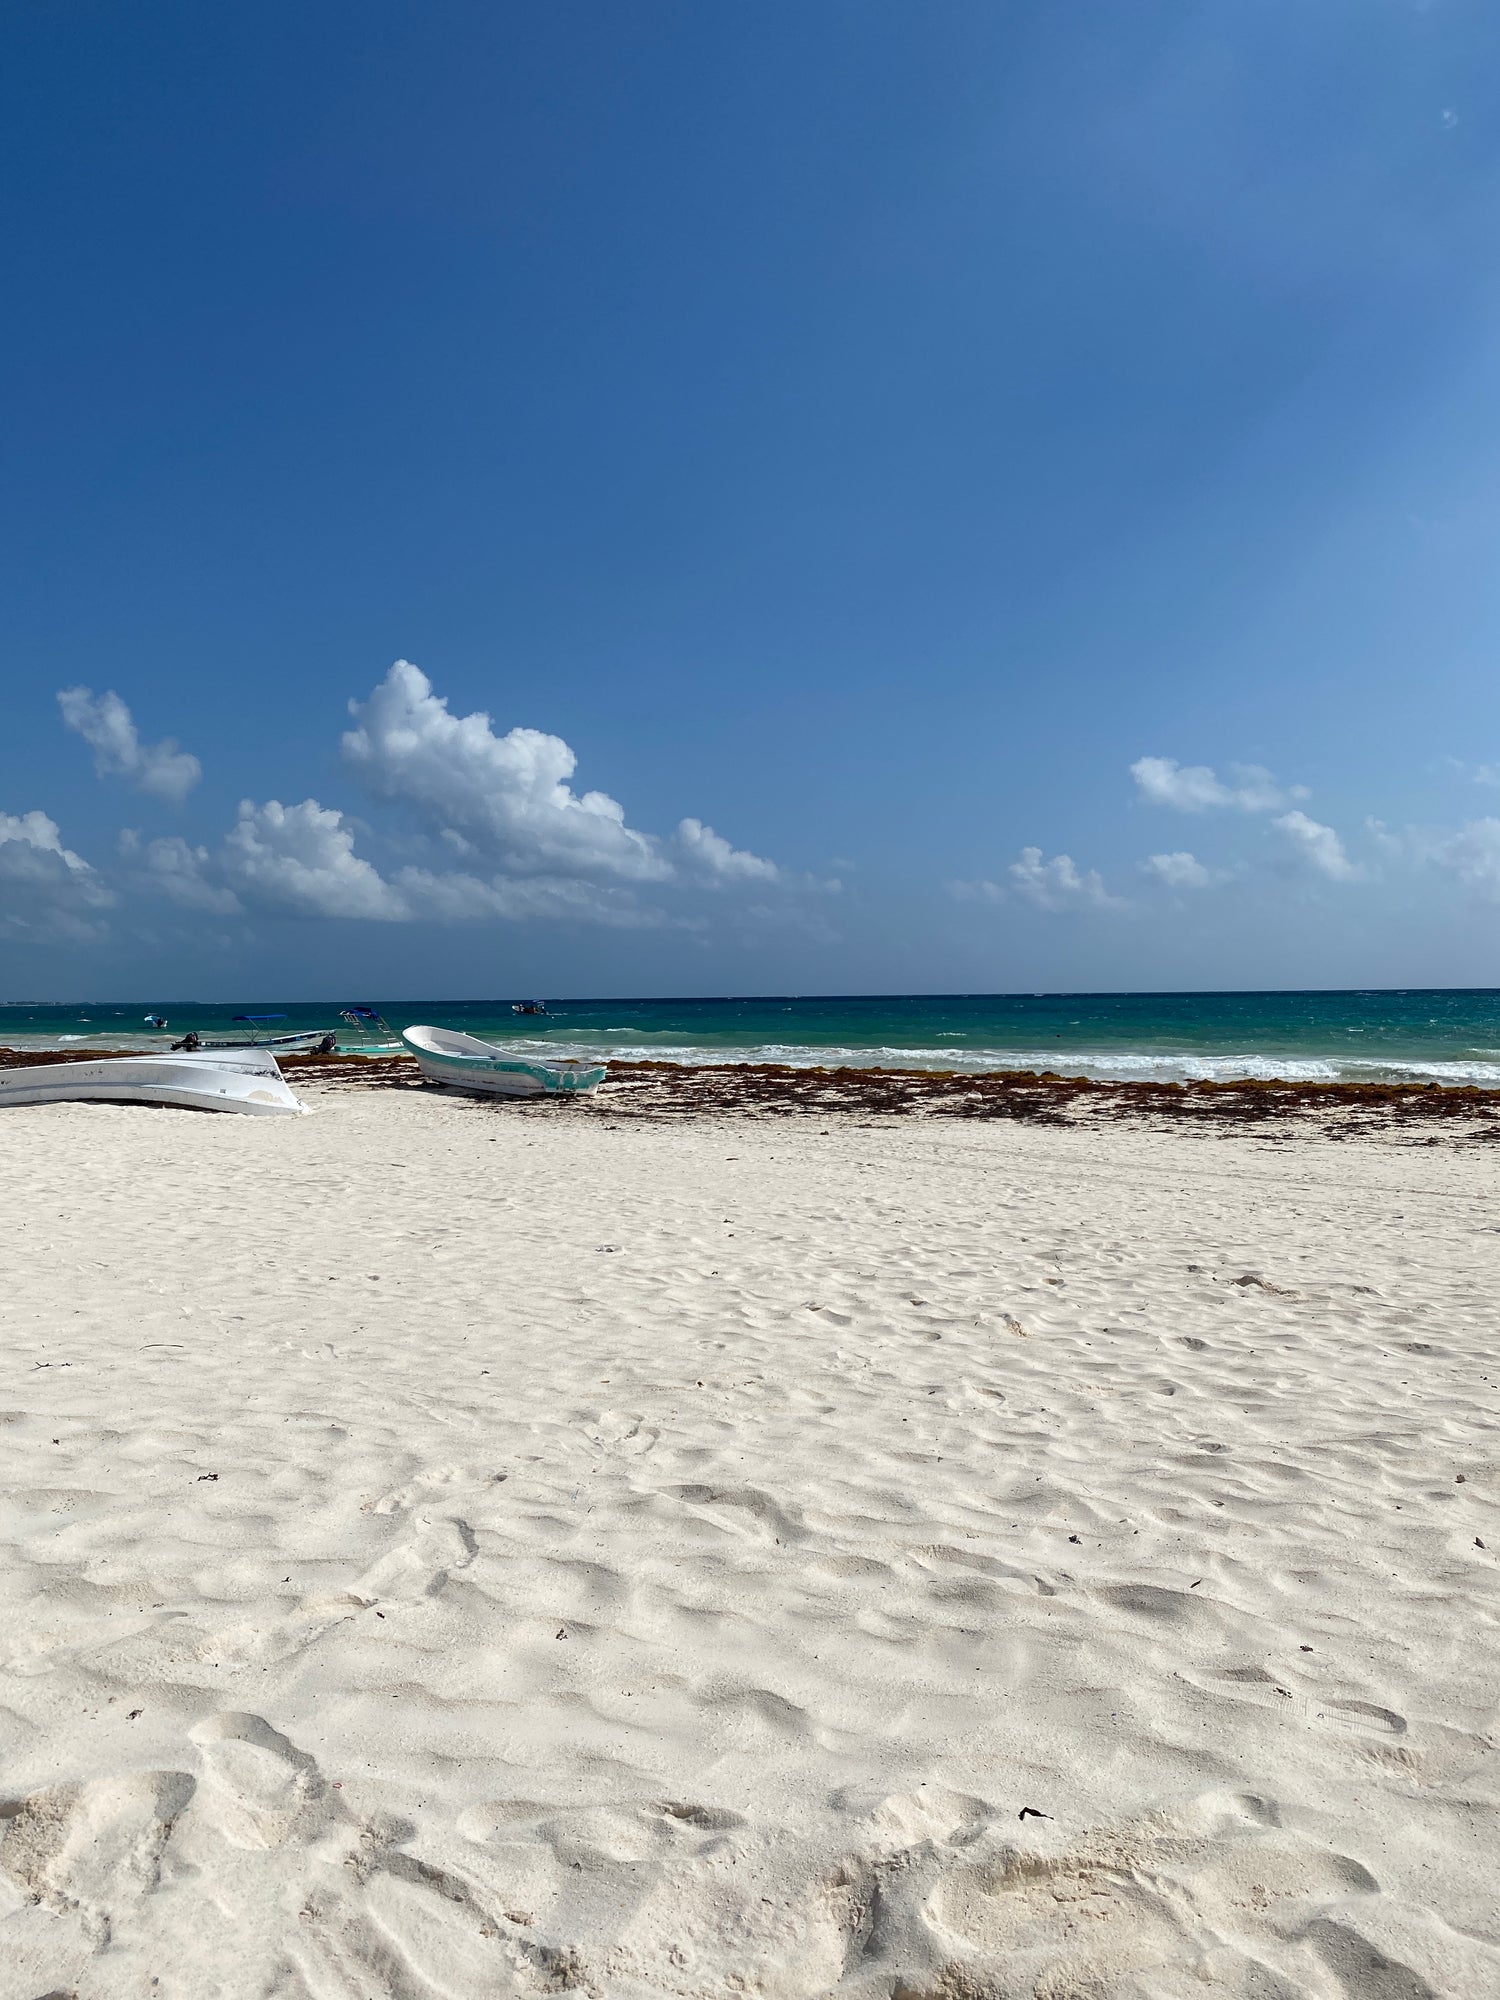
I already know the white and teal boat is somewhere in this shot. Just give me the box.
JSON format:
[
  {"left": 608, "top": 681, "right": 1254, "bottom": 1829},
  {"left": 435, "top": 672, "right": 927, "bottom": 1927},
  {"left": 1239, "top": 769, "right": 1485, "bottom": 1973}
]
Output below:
[{"left": 402, "top": 1025, "right": 607, "bottom": 1098}]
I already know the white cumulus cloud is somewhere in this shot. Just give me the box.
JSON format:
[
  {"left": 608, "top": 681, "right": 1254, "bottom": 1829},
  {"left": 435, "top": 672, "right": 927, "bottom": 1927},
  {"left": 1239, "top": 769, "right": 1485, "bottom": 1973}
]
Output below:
[
  {"left": 1142, "top": 850, "right": 1214, "bottom": 888},
  {"left": 1131, "top": 756, "right": 1303, "bottom": 813},
  {"left": 223, "top": 799, "right": 411, "bottom": 921},
  {"left": 954, "top": 850, "right": 1122, "bottom": 912},
  {"left": 342, "top": 661, "right": 777, "bottom": 889},
  {"left": 1429, "top": 818, "right": 1500, "bottom": 901},
  {"left": 29, "top": 661, "right": 789, "bottom": 937},
  {"left": 118, "top": 830, "right": 243, "bottom": 913},
  {"left": 1273, "top": 810, "right": 1359, "bottom": 880},
  {"left": 675, "top": 817, "right": 779, "bottom": 883},
  {"left": 948, "top": 879, "right": 1005, "bottom": 905},
  {"left": 119, "top": 813, "right": 679, "bottom": 928},
  {"left": 57, "top": 688, "right": 202, "bottom": 803},
  {"left": 0, "top": 809, "right": 91, "bottom": 877},
  {"left": 390, "top": 868, "right": 678, "bottom": 928},
  {"left": 0, "top": 809, "right": 113, "bottom": 938},
  {"left": 1010, "top": 847, "right": 1121, "bottom": 910}
]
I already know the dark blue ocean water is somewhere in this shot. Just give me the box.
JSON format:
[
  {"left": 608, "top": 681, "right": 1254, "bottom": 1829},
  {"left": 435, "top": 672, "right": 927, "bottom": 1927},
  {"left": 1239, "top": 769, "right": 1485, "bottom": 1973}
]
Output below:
[{"left": 5, "top": 990, "right": 1500, "bottom": 1083}]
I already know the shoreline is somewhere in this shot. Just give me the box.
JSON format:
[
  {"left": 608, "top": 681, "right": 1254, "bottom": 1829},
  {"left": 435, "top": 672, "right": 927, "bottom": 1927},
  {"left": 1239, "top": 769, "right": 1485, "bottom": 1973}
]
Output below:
[{"left": 8, "top": 1046, "right": 1500, "bottom": 1139}]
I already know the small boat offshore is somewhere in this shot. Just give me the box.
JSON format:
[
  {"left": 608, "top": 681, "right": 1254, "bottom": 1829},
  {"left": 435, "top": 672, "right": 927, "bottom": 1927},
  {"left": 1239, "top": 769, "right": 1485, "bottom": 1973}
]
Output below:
[
  {"left": 0, "top": 1047, "right": 306, "bottom": 1116},
  {"left": 402, "top": 1025, "right": 606, "bottom": 1098}
]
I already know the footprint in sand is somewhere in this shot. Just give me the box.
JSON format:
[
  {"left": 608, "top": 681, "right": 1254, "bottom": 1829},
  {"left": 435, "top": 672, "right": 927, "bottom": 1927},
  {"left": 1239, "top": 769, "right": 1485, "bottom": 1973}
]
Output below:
[
  {"left": 592, "top": 1838, "right": 874, "bottom": 1999},
  {"left": 363, "top": 1464, "right": 475, "bottom": 1515},
  {"left": 915, "top": 1544, "right": 1056, "bottom": 1597},
  {"left": 858, "top": 1785, "right": 990, "bottom": 1854},
  {"left": 204, "top": 1589, "right": 373, "bottom": 1668},
  {"left": 287, "top": 1847, "right": 557, "bottom": 2000},
  {"left": 354, "top": 1511, "right": 479, "bottom": 1603},
  {"left": 0, "top": 1768, "right": 194, "bottom": 1943},
  {"left": 669, "top": 1482, "right": 808, "bottom": 1544},
  {"left": 926, "top": 1792, "right": 1382, "bottom": 1997},
  {"left": 1094, "top": 1582, "right": 1224, "bottom": 1630},
  {"left": 188, "top": 1711, "right": 342, "bottom": 1851},
  {"left": 1204, "top": 1665, "right": 1407, "bottom": 1739},
  {"left": 204, "top": 1506, "right": 479, "bottom": 1664}
]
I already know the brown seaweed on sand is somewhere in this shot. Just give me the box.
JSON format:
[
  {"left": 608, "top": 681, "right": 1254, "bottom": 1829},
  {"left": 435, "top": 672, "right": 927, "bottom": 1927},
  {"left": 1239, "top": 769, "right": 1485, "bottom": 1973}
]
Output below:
[{"left": 15, "top": 1046, "right": 1498, "bottom": 1142}]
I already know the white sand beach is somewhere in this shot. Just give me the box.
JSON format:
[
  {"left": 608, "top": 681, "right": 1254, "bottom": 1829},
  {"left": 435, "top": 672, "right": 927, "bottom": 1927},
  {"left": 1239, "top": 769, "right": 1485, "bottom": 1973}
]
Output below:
[{"left": 1, "top": 1084, "right": 1497, "bottom": 1998}]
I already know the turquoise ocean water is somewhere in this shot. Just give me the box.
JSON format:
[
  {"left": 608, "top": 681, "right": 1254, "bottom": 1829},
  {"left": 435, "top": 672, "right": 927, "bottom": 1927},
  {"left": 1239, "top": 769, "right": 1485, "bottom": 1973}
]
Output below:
[{"left": 5, "top": 991, "right": 1500, "bottom": 1084}]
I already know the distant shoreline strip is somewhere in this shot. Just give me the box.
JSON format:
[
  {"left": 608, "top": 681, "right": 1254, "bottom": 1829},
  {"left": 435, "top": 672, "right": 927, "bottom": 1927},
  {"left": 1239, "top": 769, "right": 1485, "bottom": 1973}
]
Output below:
[{"left": 10, "top": 1048, "right": 1489, "bottom": 1135}]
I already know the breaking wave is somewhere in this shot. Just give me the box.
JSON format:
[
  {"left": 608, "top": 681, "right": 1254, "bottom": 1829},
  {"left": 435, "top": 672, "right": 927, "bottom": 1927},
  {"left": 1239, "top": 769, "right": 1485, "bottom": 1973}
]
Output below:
[{"left": 545, "top": 1041, "right": 1500, "bottom": 1086}]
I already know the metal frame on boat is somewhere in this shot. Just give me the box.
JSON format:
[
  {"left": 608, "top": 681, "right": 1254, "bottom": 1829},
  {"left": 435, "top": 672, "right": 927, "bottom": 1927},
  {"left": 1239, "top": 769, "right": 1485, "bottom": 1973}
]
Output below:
[
  {"left": 339, "top": 1006, "right": 400, "bottom": 1051},
  {"left": 403, "top": 1025, "right": 606, "bottom": 1098},
  {"left": 0, "top": 1047, "right": 307, "bottom": 1116}
]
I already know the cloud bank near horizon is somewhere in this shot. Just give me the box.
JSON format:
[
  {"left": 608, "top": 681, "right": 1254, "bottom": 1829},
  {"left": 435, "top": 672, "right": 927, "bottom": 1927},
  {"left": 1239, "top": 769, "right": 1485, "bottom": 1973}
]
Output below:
[
  {"left": 9, "top": 693, "right": 1500, "bottom": 950},
  {"left": 0, "top": 808, "right": 113, "bottom": 941},
  {"left": 29, "top": 663, "right": 789, "bottom": 941}
]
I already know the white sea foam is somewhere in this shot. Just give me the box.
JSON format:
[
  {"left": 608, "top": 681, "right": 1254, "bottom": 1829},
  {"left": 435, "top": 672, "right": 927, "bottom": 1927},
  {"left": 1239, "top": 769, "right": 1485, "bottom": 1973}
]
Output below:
[
  {"left": 586, "top": 1041, "right": 1500, "bottom": 1085},
  {"left": 7, "top": 1032, "right": 1500, "bottom": 1088}
]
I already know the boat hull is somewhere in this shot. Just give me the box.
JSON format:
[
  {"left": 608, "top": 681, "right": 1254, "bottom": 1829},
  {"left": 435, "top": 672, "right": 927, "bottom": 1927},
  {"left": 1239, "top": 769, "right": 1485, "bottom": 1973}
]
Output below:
[
  {"left": 0, "top": 1049, "right": 306, "bottom": 1116},
  {"left": 193, "top": 1031, "right": 329, "bottom": 1052},
  {"left": 402, "top": 1026, "right": 606, "bottom": 1097}
]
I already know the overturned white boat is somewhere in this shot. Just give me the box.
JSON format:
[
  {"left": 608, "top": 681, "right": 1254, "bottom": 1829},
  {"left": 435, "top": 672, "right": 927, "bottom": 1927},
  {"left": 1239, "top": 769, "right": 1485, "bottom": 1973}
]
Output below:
[
  {"left": 403, "top": 1025, "right": 606, "bottom": 1098},
  {"left": 0, "top": 1046, "right": 306, "bottom": 1116}
]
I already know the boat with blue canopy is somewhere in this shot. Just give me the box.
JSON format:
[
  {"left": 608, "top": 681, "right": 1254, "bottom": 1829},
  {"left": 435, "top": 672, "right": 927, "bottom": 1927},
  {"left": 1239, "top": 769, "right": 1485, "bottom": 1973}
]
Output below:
[
  {"left": 173, "top": 1014, "right": 334, "bottom": 1053},
  {"left": 339, "top": 1005, "right": 401, "bottom": 1051}
]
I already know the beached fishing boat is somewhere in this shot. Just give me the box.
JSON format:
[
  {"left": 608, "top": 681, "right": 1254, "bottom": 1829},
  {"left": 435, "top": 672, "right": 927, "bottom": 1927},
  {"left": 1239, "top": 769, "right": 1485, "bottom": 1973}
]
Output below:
[
  {"left": 403, "top": 1025, "right": 606, "bottom": 1097},
  {"left": 0, "top": 1047, "right": 307, "bottom": 1116}
]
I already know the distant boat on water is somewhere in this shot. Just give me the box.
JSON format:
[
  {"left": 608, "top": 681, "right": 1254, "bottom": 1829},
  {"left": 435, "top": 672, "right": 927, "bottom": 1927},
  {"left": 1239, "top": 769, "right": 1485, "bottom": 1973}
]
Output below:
[{"left": 511, "top": 1001, "right": 549, "bottom": 1016}]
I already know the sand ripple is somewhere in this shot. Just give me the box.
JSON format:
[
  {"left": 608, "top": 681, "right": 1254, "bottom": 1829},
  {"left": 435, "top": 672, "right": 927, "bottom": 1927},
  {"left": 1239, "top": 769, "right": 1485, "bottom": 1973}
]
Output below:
[{"left": 1, "top": 1093, "right": 1497, "bottom": 1996}]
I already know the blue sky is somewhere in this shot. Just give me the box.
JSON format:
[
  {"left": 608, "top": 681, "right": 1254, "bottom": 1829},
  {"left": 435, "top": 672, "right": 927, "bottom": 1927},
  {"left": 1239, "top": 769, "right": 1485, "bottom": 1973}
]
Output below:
[{"left": 5, "top": 0, "right": 1500, "bottom": 998}]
